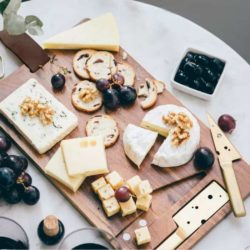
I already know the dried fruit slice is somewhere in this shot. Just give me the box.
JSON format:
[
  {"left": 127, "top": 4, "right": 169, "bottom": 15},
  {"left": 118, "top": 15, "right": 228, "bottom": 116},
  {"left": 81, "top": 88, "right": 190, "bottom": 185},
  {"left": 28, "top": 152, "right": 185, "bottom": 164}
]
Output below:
[
  {"left": 73, "top": 49, "right": 96, "bottom": 79},
  {"left": 117, "top": 62, "right": 135, "bottom": 86},
  {"left": 71, "top": 80, "right": 102, "bottom": 113},
  {"left": 140, "top": 79, "right": 158, "bottom": 109},
  {"left": 86, "top": 114, "right": 119, "bottom": 148},
  {"left": 86, "top": 51, "right": 116, "bottom": 81}
]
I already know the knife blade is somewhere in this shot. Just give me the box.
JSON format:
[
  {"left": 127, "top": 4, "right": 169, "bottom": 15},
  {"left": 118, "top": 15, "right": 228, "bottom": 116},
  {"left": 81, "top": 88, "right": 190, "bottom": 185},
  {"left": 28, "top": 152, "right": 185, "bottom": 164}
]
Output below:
[
  {"left": 207, "top": 114, "right": 246, "bottom": 217},
  {"left": 207, "top": 114, "right": 241, "bottom": 161},
  {"left": 157, "top": 182, "right": 229, "bottom": 250}
]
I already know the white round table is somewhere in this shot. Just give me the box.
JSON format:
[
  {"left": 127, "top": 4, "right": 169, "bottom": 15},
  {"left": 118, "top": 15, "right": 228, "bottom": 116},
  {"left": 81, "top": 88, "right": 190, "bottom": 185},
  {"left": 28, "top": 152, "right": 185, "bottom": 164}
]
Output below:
[{"left": 0, "top": 0, "right": 250, "bottom": 249}]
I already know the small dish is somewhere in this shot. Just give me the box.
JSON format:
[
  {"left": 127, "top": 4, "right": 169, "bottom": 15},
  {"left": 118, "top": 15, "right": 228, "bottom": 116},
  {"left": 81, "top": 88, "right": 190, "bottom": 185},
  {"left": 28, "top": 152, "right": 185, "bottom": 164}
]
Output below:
[{"left": 171, "top": 48, "right": 227, "bottom": 101}]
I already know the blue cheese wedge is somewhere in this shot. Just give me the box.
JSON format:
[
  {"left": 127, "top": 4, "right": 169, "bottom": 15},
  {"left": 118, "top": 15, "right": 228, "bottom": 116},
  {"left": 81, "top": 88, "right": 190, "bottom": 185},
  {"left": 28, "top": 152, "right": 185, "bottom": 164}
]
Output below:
[
  {"left": 45, "top": 148, "right": 85, "bottom": 192},
  {"left": 123, "top": 124, "right": 158, "bottom": 168},
  {"left": 0, "top": 79, "right": 78, "bottom": 154}
]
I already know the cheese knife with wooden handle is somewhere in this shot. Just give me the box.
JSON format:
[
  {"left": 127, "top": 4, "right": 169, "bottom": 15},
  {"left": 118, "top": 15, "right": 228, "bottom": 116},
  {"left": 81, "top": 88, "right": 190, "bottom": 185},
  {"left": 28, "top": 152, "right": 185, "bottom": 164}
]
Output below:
[
  {"left": 156, "top": 182, "right": 229, "bottom": 250},
  {"left": 207, "top": 114, "right": 246, "bottom": 217}
]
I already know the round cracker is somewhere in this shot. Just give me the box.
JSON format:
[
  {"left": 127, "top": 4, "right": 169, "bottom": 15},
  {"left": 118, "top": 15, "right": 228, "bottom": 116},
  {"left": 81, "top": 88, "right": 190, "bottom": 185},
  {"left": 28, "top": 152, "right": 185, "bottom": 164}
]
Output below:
[
  {"left": 86, "top": 114, "right": 119, "bottom": 148},
  {"left": 86, "top": 51, "right": 117, "bottom": 81},
  {"left": 72, "top": 80, "right": 102, "bottom": 113},
  {"left": 73, "top": 49, "right": 96, "bottom": 79}
]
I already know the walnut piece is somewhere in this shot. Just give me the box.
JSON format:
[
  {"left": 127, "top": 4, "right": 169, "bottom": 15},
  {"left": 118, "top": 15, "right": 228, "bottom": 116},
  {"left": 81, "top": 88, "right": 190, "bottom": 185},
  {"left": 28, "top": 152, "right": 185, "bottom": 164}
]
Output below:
[
  {"left": 163, "top": 112, "right": 193, "bottom": 146},
  {"left": 79, "top": 86, "right": 98, "bottom": 103},
  {"left": 19, "top": 97, "right": 54, "bottom": 125}
]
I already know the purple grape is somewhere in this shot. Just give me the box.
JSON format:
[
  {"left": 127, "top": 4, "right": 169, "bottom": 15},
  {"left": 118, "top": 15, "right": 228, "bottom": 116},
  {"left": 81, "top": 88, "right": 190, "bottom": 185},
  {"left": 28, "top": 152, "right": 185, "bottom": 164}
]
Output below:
[
  {"left": 111, "top": 73, "right": 124, "bottom": 85},
  {"left": 103, "top": 89, "right": 120, "bottom": 110},
  {"left": 19, "top": 156, "right": 28, "bottom": 171},
  {"left": 96, "top": 79, "right": 110, "bottom": 92},
  {"left": 0, "top": 152, "right": 8, "bottom": 168},
  {"left": 0, "top": 167, "right": 16, "bottom": 189},
  {"left": 4, "top": 155, "right": 24, "bottom": 176},
  {"left": 0, "top": 135, "right": 11, "bottom": 152},
  {"left": 16, "top": 172, "right": 32, "bottom": 193},
  {"left": 3, "top": 186, "right": 22, "bottom": 204},
  {"left": 119, "top": 86, "right": 137, "bottom": 106},
  {"left": 22, "top": 185, "right": 40, "bottom": 205},
  {"left": 51, "top": 73, "right": 65, "bottom": 90}
]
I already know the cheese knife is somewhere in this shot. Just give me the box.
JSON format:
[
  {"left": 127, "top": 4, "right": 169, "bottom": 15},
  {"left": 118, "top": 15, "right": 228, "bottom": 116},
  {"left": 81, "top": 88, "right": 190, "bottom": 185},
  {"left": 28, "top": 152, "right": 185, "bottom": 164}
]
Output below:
[
  {"left": 156, "top": 182, "right": 229, "bottom": 250},
  {"left": 207, "top": 114, "right": 246, "bottom": 217}
]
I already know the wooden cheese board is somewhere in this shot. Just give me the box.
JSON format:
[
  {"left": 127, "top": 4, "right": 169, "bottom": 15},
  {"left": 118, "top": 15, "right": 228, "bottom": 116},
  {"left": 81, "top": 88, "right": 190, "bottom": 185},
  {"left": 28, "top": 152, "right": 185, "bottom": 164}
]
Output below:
[{"left": 0, "top": 37, "right": 250, "bottom": 249}]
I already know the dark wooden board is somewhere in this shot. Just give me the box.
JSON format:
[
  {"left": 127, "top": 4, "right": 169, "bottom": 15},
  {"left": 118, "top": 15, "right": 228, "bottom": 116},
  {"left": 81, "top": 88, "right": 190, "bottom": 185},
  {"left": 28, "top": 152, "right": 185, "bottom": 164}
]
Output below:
[{"left": 0, "top": 47, "right": 249, "bottom": 249}]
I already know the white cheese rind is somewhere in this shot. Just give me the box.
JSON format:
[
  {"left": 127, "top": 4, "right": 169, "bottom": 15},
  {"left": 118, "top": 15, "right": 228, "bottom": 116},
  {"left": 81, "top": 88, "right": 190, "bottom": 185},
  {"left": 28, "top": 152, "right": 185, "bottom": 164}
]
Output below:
[
  {"left": 152, "top": 105, "right": 200, "bottom": 167},
  {"left": 123, "top": 124, "right": 158, "bottom": 167},
  {"left": 45, "top": 148, "right": 85, "bottom": 192},
  {"left": 0, "top": 79, "right": 78, "bottom": 154},
  {"left": 42, "top": 13, "right": 119, "bottom": 52}
]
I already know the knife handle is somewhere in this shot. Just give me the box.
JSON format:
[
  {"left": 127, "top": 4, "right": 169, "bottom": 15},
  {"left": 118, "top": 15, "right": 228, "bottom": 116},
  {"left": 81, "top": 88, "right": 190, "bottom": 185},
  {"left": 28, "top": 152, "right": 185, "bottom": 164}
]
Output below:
[
  {"left": 221, "top": 161, "right": 246, "bottom": 217},
  {"left": 156, "top": 228, "right": 186, "bottom": 250}
]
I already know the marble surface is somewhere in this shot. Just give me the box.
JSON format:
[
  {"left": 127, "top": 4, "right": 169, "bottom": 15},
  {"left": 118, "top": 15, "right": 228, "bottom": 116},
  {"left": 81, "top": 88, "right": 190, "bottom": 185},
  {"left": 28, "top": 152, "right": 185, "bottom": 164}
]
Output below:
[{"left": 0, "top": 0, "right": 250, "bottom": 249}]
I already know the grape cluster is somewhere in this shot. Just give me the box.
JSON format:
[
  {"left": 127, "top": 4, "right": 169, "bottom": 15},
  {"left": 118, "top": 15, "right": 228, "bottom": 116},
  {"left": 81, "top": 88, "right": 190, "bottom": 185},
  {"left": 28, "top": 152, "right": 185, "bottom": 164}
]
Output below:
[
  {"left": 0, "top": 135, "right": 40, "bottom": 205},
  {"left": 96, "top": 74, "right": 137, "bottom": 110}
]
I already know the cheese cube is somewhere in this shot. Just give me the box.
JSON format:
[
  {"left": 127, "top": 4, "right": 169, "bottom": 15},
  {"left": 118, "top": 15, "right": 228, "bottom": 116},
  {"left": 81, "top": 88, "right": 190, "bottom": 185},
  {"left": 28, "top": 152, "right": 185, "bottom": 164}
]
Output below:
[
  {"left": 102, "top": 197, "right": 120, "bottom": 217},
  {"left": 97, "top": 184, "right": 115, "bottom": 200},
  {"left": 119, "top": 197, "right": 137, "bottom": 216},
  {"left": 45, "top": 148, "right": 85, "bottom": 192},
  {"left": 105, "top": 171, "right": 124, "bottom": 189},
  {"left": 0, "top": 79, "right": 78, "bottom": 154},
  {"left": 135, "top": 226, "right": 151, "bottom": 245},
  {"left": 61, "top": 136, "right": 109, "bottom": 176},
  {"left": 136, "top": 194, "right": 152, "bottom": 211},
  {"left": 126, "top": 175, "right": 141, "bottom": 194},
  {"left": 91, "top": 177, "right": 107, "bottom": 193},
  {"left": 134, "top": 180, "right": 152, "bottom": 198}
]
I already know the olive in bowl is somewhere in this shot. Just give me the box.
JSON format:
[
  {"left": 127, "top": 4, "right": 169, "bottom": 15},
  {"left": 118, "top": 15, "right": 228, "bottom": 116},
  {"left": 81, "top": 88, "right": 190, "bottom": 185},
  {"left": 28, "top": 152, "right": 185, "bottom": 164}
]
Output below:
[{"left": 171, "top": 48, "right": 226, "bottom": 100}]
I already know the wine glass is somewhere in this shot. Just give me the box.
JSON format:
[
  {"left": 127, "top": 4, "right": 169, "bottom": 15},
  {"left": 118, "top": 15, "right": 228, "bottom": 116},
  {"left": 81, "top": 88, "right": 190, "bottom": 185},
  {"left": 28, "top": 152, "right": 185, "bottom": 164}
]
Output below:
[
  {"left": 59, "top": 227, "right": 121, "bottom": 250},
  {"left": 0, "top": 216, "right": 29, "bottom": 249}
]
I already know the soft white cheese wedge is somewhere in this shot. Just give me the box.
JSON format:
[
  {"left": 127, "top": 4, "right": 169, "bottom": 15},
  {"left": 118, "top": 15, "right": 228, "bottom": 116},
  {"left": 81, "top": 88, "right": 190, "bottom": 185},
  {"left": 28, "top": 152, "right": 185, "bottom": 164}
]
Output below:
[
  {"left": 152, "top": 106, "right": 200, "bottom": 167},
  {"left": 0, "top": 79, "right": 78, "bottom": 154},
  {"left": 141, "top": 104, "right": 182, "bottom": 137},
  {"left": 43, "top": 13, "right": 119, "bottom": 52},
  {"left": 45, "top": 148, "right": 85, "bottom": 192},
  {"left": 123, "top": 124, "right": 158, "bottom": 168}
]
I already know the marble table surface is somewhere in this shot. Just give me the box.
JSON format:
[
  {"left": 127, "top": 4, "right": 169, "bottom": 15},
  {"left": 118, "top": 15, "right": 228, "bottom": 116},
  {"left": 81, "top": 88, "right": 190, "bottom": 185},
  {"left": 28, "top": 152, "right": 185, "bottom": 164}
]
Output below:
[{"left": 0, "top": 0, "right": 250, "bottom": 249}]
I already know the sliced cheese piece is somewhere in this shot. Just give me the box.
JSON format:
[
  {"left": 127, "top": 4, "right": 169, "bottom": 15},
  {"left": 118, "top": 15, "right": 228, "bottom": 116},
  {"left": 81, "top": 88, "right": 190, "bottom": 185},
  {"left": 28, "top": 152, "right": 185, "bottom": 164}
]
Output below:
[
  {"left": 152, "top": 106, "right": 200, "bottom": 167},
  {"left": 126, "top": 175, "right": 141, "bottom": 194},
  {"left": 97, "top": 184, "right": 115, "bottom": 200},
  {"left": 105, "top": 171, "right": 124, "bottom": 190},
  {"left": 123, "top": 124, "right": 158, "bottom": 168},
  {"left": 91, "top": 177, "right": 107, "bottom": 193},
  {"left": 0, "top": 79, "right": 78, "bottom": 154},
  {"left": 135, "top": 226, "right": 151, "bottom": 245},
  {"left": 45, "top": 148, "right": 85, "bottom": 192},
  {"left": 134, "top": 180, "right": 153, "bottom": 198},
  {"left": 43, "top": 13, "right": 119, "bottom": 52},
  {"left": 119, "top": 197, "right": 137, "bottom": 216},
  {"left": 136, "top": 194, "right": 152, "bottom": 211},
  {"left": 61, "top": 136, "right": 109, "bottom": 176},
  {"left": 102, "top": 197, "right": 120, "bottom": 217}
]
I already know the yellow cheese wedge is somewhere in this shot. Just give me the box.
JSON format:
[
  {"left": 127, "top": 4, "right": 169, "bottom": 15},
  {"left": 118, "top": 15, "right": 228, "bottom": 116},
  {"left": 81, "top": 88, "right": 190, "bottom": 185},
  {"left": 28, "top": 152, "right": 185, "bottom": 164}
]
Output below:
[
  {"left": 42, "top": 13, "right": 119, "bottom": 52},
  {"left": 61, "top": 136, "right": 109, "bottom": 177},
  {"left": 45, "top": 148, "right": 85, "bottom": 192}
]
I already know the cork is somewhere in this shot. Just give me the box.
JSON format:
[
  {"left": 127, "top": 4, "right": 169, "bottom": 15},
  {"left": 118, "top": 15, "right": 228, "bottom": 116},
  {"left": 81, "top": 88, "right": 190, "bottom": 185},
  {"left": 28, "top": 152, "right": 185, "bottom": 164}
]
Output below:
[{"left": 43, "top": 215, "right": 59, "bottom": 237}]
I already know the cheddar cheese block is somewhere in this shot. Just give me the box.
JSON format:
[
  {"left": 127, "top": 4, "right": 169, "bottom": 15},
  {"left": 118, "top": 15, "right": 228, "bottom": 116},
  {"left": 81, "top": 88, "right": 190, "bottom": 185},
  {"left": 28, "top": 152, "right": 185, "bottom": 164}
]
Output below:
[
  {"left": 45, "top": 148, "right": 85, "bottom": 192},
  {"left": 61, "top": 136, "right": 109, "bottom": 176},
  {"left": 43, "top": 13, "right": 119, "bottom": 52}
]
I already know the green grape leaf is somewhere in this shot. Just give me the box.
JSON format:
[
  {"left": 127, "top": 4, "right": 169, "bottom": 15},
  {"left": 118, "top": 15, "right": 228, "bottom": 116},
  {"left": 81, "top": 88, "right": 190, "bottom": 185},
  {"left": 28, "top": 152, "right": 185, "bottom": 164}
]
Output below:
[
  {"left": 4, "top": 12, "right": 26, "bottom": 35},
  {"left": 0, "top": 0, "right": 11, "bottom": 14},
  {"left": 3, "top": 0, "right": 21, "bottom": 15}
]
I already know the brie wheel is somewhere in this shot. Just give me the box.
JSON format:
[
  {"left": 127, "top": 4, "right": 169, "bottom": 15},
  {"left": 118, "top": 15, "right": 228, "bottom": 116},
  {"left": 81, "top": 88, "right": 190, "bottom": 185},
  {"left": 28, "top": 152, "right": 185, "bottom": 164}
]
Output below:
[
  {"left": 150, "top": 105, "right": 200, "bottom": 167},
  {"left": 123, "top": 124, "right": 158, "bottom": 168}
]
